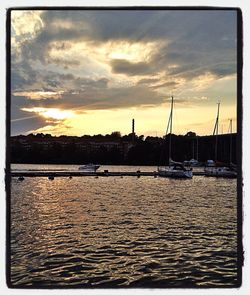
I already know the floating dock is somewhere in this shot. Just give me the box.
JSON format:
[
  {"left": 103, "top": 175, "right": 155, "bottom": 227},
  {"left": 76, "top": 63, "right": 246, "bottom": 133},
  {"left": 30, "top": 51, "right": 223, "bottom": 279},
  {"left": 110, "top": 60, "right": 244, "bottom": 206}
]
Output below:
[{"left": 11, "top": 170, "right": 206, "bottom": 177}]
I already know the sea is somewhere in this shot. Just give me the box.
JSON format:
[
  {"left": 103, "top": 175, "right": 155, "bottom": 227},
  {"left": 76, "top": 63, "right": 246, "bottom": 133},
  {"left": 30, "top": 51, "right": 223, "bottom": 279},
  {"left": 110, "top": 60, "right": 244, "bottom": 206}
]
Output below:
[{"left": 9, "top": 164, "right": 239, "bottom": 287}]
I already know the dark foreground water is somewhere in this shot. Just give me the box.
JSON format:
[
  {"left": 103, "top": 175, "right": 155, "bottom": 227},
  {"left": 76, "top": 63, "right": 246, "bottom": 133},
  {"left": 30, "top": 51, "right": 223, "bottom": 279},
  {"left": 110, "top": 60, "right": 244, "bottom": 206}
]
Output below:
[{"left": 10, "top": 165, "right": 239, "bottom": 287}]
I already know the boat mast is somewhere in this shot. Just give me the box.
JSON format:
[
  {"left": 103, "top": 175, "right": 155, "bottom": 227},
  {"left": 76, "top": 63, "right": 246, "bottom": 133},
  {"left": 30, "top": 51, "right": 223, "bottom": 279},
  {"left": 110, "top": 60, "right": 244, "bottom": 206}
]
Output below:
[
  {"left": 196, "top": 136, "right": 199, "bottom": 161},
  {"left": 192, "top": 140, "right": 194, "bottom": 159},
  {"left": 229, "top": 119, "right": 232, "bottom": 164},
  {"left": 169, "top": 96, "right": 174, "bottom": 165},
  {"left": 213, "top": 102, "right": 220, "bottom": 162}
]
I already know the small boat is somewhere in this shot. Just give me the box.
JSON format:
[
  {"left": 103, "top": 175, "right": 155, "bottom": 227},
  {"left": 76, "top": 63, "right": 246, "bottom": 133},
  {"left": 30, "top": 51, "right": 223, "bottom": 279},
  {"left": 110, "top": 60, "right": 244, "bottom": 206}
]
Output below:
[
  {"left": 204, "top": 165, "right": 237, "bottom": 178},
  {"left": 230, "top": 162, "right": 237, "bottom": 172},
  {"left": 158, "top": 161, "right": 193, "bottom": 178},
  {"left": 78, "top": 163, "right": 100, "bottom": 172},
  {"left": 183, "top": 135, "right": 200, "bottom": 167},
  {"left": 206, "top": 159, "right": 216, "bottom": 167},
  {"left": 183, "top": 158, "right": 200, "bottom": 167},
  {"left": 158, "top": 96, "right": 193, "bottom": 179},
  {"left": 204, "top": 105, "right": 237, "bottom": 178}
]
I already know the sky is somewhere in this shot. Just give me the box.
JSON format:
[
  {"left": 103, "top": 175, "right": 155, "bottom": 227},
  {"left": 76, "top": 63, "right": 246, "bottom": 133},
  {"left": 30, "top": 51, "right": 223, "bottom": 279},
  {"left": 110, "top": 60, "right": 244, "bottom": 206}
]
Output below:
[{"left": 10, "top": 9, "right": 238, "bottom": 137}]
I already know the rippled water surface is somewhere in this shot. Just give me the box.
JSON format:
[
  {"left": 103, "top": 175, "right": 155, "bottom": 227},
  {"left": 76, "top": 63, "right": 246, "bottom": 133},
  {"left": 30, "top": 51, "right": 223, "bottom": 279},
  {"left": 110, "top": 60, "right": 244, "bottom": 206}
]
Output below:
[{"left": 10, "top": 164, "right": 239, "bottom": 287}]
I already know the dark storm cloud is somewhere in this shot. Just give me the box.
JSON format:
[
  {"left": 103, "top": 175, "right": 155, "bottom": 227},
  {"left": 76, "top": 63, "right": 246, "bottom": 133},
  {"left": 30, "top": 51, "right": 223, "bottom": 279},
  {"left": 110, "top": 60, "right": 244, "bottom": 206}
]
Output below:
[
  {"left": 48, "top": 57, "right": 81, "bottom": 68},
  {"left": 165, "top": 61, "right": 236, "bottom": 80},
  {"left": 11, "top": 96, "right": 48, "bottom": 135},
  {"left": 12, "top": 84, "right": 165, "bottom": 112},
  {"left": 110, "top": 59, "right": 153, "bottom": 76},
  {"left": 39, "top": 10, "right": 159, "bottom": 42},
  {"left": 74, "top": 85, "right": 165, "bottom": 109},
  {"left": 11, "top": 60, "right": 39, "bottom": 91},
  {"left": 11, "top": 113, "right": 48, "bottom": 136}
]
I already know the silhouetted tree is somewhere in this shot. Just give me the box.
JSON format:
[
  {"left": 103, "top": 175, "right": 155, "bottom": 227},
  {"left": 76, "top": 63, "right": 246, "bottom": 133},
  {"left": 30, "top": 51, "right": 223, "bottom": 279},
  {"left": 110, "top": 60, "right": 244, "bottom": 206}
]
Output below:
[{"left": 10, "top": 132, "right": 237, "bottom": 165}]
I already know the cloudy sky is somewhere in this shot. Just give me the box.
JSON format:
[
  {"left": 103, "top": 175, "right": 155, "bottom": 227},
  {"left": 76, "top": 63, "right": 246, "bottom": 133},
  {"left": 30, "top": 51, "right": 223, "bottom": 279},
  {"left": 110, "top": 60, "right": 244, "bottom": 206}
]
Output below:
[{"left": 11, "top": 9, "right": 237, "bottom": 136}]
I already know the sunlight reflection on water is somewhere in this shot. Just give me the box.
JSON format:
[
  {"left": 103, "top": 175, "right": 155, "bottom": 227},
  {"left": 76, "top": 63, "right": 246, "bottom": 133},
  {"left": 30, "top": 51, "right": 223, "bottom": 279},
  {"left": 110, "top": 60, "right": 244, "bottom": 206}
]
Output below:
[{"left": 10, "top": 165, "right": 238, "bottom": 287}]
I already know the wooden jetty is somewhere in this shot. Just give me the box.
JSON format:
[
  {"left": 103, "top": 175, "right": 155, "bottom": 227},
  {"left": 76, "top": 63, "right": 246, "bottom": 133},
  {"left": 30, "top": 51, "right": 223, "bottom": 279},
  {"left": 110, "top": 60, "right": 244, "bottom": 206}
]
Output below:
[{"left": 11, "top": 170, "right": 205, "bottom": 178}]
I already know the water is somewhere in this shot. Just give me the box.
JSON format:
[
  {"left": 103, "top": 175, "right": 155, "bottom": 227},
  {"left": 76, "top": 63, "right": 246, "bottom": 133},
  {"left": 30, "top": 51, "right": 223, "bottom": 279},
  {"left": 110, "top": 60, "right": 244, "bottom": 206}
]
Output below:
[{"left": 10, "top": 164, "right": 239, "bottom": 287}]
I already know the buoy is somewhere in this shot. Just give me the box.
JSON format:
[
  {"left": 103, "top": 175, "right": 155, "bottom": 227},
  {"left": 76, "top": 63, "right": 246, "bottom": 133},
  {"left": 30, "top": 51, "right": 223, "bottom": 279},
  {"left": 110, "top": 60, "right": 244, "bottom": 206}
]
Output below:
[
  {"left": 18, "top": 176, "right": 24, "bottom": 181},
  {"left": 69, "top": 176, "right": 72, "bottom": 179}
]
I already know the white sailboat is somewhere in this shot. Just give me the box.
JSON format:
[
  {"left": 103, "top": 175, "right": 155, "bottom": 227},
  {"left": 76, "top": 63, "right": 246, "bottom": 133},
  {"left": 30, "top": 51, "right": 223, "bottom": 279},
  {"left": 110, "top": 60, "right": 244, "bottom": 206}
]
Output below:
[
  {"left": 228, "top": 119, "right": 237, "bottom": 173},
  {"left": 204, "top": 104, "right": 237, "bottom": 178},
  {"left": 158, "top": 96, "right": 193, "bottom": 179},
  {"left": 183, "top": 136, "right": 200, "bottom": 167}
]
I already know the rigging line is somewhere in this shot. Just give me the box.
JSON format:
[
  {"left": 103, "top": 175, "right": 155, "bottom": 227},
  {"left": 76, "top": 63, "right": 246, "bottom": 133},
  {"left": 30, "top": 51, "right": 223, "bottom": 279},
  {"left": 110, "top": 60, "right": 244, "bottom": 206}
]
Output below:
[
  {"left": 173, "top": 100, "right": 181, "bottom": 135},
  {"left": 229, "top": 119, "right": 233, "bottom": 164},
  {"left": 214, "top": 102, "right": 220, "bottom": 162},
  {"left": 158, "top": 97, "right": 172, "bottom": 166},
  {"left": 169, "top": 96, "right": 174, "bottom": 163},
  {"left": 165, "top": 109, "right": 171, "bottom": 136},
  {"left": 227, "top": 118, "right": 232, "bottom": 134},
  {"left": 212, "top": 117, "right": 218, "bottom": 136},
  {"left": 213, "top": 102, "right": 220, "bottom": 136}
]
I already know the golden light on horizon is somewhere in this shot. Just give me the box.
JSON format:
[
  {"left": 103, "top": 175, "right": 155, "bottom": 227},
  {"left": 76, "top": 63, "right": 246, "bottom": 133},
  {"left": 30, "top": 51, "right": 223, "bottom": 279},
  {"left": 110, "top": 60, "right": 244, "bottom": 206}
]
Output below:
[
  {"left": 21, "top": 102, "right": 237, "bottom": 137},
  {"left": 21, "top": 107, "right": 75, "bottom": 121}
]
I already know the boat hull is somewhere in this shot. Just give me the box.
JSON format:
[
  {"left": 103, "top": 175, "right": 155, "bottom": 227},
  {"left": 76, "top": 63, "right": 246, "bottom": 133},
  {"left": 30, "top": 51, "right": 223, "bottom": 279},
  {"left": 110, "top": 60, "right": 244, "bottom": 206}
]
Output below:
[
  {"left": 79, "top": 164, "right": 100, "bottom": 172},
  {"left": 204, "top": 167, "right": 237, "bottom": 178},
  {"left": 158, "top": 167, "right": 193, "bottom": 179}
]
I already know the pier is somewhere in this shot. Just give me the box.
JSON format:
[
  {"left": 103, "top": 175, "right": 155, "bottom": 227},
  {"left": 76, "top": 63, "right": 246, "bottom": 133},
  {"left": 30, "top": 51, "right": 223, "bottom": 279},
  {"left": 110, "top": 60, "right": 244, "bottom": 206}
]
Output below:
[{"left": 11, "top": 170, "right": 206, "bottom": 178}]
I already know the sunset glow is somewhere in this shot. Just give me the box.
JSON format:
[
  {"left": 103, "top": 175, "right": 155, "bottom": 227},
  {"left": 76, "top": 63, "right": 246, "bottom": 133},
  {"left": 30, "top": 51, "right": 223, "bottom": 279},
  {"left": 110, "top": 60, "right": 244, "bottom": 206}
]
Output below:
[
  {"left": 21, "top": 107, "right": 74, "bottom": 121},
  {"left": 11, "top": 10, "right": 237, "bottom": 137}
]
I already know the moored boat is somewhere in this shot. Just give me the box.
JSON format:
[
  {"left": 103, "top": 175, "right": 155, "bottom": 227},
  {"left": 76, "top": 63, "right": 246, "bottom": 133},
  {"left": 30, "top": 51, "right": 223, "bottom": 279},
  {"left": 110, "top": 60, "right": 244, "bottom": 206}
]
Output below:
[
  {"left": 158, "top": 162, "right": 193, "bottom": 178},
  {"left": 79, "top": 163, "right": 100, "bottom": 172},
  {"left": 204, "top": 165, "right": 237, "bottom": 178},
  {"left": 158, "top": 96, "right": 193, "bottom": 179},
  {"left": 183, "top": 158, "right": 200, "bottom": 167},
  {"left": 204, "top": 105, "right": 237, "bottom": 178}
]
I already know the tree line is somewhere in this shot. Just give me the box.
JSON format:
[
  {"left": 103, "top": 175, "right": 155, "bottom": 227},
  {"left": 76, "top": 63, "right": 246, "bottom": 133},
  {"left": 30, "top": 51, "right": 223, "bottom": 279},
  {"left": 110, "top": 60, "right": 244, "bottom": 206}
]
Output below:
[{"left": 10, "top": 132, "right": 237, "bottom": 165}]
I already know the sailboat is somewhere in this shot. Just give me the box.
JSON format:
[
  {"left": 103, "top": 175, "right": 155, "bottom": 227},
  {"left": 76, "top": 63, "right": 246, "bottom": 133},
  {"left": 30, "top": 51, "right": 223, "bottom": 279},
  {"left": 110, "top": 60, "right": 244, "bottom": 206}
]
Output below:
[
  {"left": 204, "top": 103, "right": 237, "bottom": 178},
  {"left": 228, "top": 119, "right": 237, "bottom": 172},
  {"left": 183, "top": 135, "right": 200, "bottom": 167},
  {"left": 158, "top": 96, "right": 193, "bottom": 179}
]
